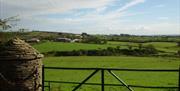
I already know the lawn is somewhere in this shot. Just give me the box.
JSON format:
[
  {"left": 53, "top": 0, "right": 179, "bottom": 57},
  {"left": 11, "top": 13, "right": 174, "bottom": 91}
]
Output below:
[{"left": 43, "top": 56, "right": 180, "bottom": 91}]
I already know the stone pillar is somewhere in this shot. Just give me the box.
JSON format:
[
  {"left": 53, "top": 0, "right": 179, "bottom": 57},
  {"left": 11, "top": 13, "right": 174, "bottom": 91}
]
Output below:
[{"left": 0, "top": 38, "right": 43, "bottom": 91}]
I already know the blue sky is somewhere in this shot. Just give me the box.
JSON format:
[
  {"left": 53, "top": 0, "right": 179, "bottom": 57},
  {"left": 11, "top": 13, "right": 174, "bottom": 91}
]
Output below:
[{"left": 0, "top": 0, "right": 180, "bottom": 35}]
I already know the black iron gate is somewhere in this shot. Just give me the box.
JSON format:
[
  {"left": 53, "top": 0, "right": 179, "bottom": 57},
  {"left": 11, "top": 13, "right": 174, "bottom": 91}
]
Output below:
[{"left": 42, "top": 65, "right": 180, "bottom": 91}]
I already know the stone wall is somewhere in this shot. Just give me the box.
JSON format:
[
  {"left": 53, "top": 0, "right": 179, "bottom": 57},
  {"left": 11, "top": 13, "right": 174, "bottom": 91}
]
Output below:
[{"left": 0, "top": 38, "right": 43, "bottom": 91}]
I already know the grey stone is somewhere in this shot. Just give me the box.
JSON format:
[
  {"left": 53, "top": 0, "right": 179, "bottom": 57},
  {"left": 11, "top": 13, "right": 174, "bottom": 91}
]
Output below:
[{"left": 0, "top": 38, "right": 43, "bottom": 91}]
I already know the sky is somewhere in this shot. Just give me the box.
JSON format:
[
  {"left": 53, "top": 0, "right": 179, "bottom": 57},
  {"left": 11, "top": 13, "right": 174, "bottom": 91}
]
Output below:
[{"left": 0, "top": 0, "right": 180, "bottom": 35}]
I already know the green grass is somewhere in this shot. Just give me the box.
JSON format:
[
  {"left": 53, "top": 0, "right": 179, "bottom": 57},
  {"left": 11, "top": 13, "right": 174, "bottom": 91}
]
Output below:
[
  {"left": 33, "top": 42, "right": 117, "bottom": 53},
  {"left": 33, "top": 41, "right": 179, "bottom": 54},
  {"left": 108, "top": 41, "right": 180, "bottom": 53},
  {"left": 43, "top": 56, "right": 180, "bottom": 91},
  {"left": 34, "top": 41, "right": 180, "bottom": 91},
  {"left": 144, "top": 42, "right": 180, "bottom": 53}
]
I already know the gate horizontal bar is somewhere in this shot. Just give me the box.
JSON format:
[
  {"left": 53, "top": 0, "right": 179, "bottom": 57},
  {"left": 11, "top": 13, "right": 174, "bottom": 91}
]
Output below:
[
  {"left": 44, "top": 67, "right": 179, "bottom": 72},
  {"left": 44, "top": 80, "right": 178, "bottom": 89}
]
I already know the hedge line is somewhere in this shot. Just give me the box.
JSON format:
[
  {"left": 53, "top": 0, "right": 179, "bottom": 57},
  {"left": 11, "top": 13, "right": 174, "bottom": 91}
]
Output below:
[{"left": 44, "top": 46, "right": 158, "bottom": 56}]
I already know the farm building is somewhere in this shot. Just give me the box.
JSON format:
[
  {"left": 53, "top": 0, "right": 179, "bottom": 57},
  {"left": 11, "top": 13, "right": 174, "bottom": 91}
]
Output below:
[
  {"left": 55, "top": 38, "right": 72, "bottom": 42},
  {"left": 72, "top": 39, "right": 82, "bottom": 43},
  {"left": 26, "top": 38, "right": 40, "bottom": 43},
  {"left": 75, "top": 34, "right": 83, "bottom": 38}
]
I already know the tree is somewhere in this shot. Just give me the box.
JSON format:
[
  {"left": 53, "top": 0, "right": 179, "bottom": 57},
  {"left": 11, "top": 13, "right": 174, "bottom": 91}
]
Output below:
[
  {"left": 0, "top": 16, "right": 19, "bottom": 30},
  {"left": 82, "top": 36, "right": 107, "bottom": 44},
  {"left": 177, "top": 50, "right": 180, "bottom": 57},
  {"left": 177, "top": 42, "right": 180, "bottom": 47},
  {"left": 0, "top": 16, "right": 20, "bottom": 43},
  {"left": 144, "top": 44, "right": 158, "bottom": 54},
  {"left": 81, "top": 32, "right": 89, "bottom": 38},
  {"left": 138, "top": 43, "right": 143, "bottom": 50},
  {"left": 127, "top": 45, "right": 132, "bottom": 50}
]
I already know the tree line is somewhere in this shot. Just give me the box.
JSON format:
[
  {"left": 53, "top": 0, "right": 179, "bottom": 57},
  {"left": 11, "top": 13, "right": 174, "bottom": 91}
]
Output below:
[{"left": 44, "top": 45, "right": 158, "bottom": 56}]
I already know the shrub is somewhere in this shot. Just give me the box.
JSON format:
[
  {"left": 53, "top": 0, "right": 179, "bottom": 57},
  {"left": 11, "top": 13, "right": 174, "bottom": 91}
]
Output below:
[{"left": 45, "top": 45, "right": 158, "bottom": 56}]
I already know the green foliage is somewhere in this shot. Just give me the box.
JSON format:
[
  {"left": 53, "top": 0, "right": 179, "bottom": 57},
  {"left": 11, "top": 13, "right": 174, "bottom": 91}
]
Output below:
[
  {"left": 33, "top": 41, "right": 179, "bottom": 57},
  {"left": 107, "top": 34, "right": 180, "bottom": 42},
  {"left": 82, "top": 36, "right": 107, "bottom": 44},
  {"left": 177, "top": 42, "right": 180, "bottom": 47},
  {"left": 177, "top": 50, "right": 180, "bottom": 57},
  {"left": 0, "top": 32, "right": 19, "bottom": 43},
  {"left": 44, "top": 45, "right": 158, "bottom": 56},
  {"left": 144, "top": 44, "right": 158, "bottom": 54},
  {"left": 127, "top": 45, "right": 133, "bottom": 50},
  {"left": 138, "top": 43, "right": 143, "bottom": 49}
]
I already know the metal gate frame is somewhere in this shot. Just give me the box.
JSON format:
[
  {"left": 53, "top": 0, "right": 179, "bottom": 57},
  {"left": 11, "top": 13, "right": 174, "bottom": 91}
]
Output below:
[{"left": 42, "top": 65, "right": 180, "bottom": 91}]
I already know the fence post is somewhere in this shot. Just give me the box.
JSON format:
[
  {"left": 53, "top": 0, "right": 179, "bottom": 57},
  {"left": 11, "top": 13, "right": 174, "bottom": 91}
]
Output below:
[
  {"left": 42, "top": 65, "right": 44, "bottom": 91},
  {"left": 101, "top": 69, "right": 105, "bottom": 91}
]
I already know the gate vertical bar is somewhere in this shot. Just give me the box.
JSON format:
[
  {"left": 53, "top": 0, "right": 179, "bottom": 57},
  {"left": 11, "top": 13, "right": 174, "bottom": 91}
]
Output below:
[
  {"left": 42, "top": 65, "right": 44, "bottom": 91},
  {"left": 179, "top": 66, "right": 180, "bottom": 91},
  {"left": 101, "top": 69, "right": 104, "bottom": 91},
  {"left": 48, "top": 82, "right": 50, "bottom": 91}
]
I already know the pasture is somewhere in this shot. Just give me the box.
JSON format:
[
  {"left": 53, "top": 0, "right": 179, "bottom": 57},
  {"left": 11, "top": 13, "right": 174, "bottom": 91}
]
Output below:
[
  {"left": 33, "top": 41, "right": 179, "bottom": 53},
  {"left": 33, "top": 41, "right": 180, "bottom": 91},
  {"left": 33, "top": 42, "right": 116, "bottom": 53},
  {"left": 43, "top": 56, "right": 179, "bottom": 91}
]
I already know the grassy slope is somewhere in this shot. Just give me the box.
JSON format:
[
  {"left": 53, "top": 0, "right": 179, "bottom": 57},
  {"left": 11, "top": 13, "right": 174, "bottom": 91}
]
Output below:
[
  {"left": 43, "top": 56, "right": 179, "bottom": 91},
  {"left": 144, "top": 42, "right": 179, "bottom": 52}
]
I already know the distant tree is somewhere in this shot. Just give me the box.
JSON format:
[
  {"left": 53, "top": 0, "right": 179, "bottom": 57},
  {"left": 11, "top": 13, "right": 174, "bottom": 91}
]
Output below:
[
  {"left": 177, "top": 50, "right": 180, "bottom": 57},
  {"left": 177, "top": 42, "right": 180, "bottom": 47},
  {"left": 81, "top": 32, "right": 89, "bottom": 37},
  {"left": 82, "top": 36, "right": 107, "bottom": 44},
  {"left": 18, "top": 28, "right": 29, "bottom": 32},
  {"left": 101, "top": 39, "right": 107, "bottom": 44},
  {"left": 0, "top": 16, "right": 20, "bottom": 42},
  {"left": 138, "top": 43, "right": 143, "bottom": 49},
  {"left": 120, "top": 34, "right": 131, "bottom": 36},
  {"left": 127, "top": 45, "right": 132, "bottom": 50},
  {"left": 144, "top": 44, "right": 158, "bottom": 54},
  {"left": 116, "top": 46, "right": 121, "bottom": 49}
]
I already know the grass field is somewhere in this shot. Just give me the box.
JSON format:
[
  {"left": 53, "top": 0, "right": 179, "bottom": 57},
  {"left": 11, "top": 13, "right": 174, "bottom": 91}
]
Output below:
[
  {"left": 108, "top": 41, "right": 179, "bottom": 53},
  {"left": 33, "top": 41, "right": 179, "bottom": 53},
  {"left": 33, "top": 41, "right": 180, "bottom": 91},
  {"left": 33, "top": 42, "right": 116, "bottom": 53},
  {"left": 43, "top": 56, "right": 180, "bottom": 91}
]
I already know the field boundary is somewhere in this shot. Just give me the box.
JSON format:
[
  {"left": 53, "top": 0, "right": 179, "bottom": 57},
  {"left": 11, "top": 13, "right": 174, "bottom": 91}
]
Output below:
[{"left": 42, "top": 65, "right": 180, "bottom": 91}]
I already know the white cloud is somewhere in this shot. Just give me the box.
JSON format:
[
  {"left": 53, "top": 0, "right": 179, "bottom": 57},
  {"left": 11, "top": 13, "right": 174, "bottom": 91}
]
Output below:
[
  {"left": 96, "top": 7, "right": 107, "bottom": 12},
  {"left": 158, "top": 17, "right": 169, "bottom": 20},
  {"left": 117, "top": 0, "right": 145, "bottom": 12},
  {"left": 0, "top": 0, "right": 115, "bottom": 17},
  {"left": 125, "top": 23, "right": 180, "bottom": 35},
  {"left": 1, "top": 0, "right": 179, "bottom": 35},
  {"left": 0, "top": 0, "right": 148, "bottom": 34},
  {"left": 154, "top": 4, "right": 165, "bottom": 8}
]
